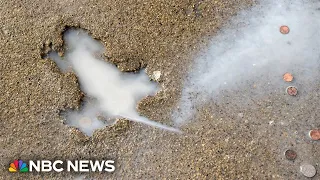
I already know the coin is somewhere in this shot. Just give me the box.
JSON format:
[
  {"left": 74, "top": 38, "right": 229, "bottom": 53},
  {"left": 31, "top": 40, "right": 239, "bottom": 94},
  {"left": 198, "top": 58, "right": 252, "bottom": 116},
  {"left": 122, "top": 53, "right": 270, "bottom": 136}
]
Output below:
[
  {"left": 285, "top": 149, "right": 297, "bottom": 160},
  {"left": 280, "top": 25, "right": 290, "bottom": 34},
  {"left": 283, "top": 73, "right": 293, "bottom": 82},
  {"left": 286, "top": 86, "right": 298, "bottom": 96},
  {"left": 300, "top": 164, "right": 317, "bottom": 178},
  {"left": 309, "top": 130, "right": 320, "bottom": 140},
  {"left": 79, "top": 117, "right": 92, "bottom": 126}
]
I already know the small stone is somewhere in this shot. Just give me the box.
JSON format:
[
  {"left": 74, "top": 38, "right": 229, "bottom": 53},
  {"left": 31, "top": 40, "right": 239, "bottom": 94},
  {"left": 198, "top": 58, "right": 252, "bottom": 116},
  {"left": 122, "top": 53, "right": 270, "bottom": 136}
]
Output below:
[
  {"left": 45, "top": 40, "right": 51, "bottom": 46},
  {"left": 284, "top": 149, "right": 297, "bottom": 160},
  {"left": 238, "top": 113, "right": 244, "bottom": 118},
  {"left": 58, "top": 51, "right": 64, "bottom": 57},
  {"left": 152, "top": 71, "right": 161, "bottom": 81},
  {"left": 300, "top": 164, "right": 317, "bottom": 178}
]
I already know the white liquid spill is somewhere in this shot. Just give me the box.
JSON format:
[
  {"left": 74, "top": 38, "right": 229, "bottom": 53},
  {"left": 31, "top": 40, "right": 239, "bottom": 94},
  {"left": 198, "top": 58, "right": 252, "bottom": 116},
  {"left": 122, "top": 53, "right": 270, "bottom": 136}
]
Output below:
[
  {"left": 49, "top": 30, "right": 180, "bottom": 135},
  {"left": 173, "top": 0, "right": 320, "bottom": 125},
  {"left": 61, "top": 98, "right": 113, "bottom": 136}
]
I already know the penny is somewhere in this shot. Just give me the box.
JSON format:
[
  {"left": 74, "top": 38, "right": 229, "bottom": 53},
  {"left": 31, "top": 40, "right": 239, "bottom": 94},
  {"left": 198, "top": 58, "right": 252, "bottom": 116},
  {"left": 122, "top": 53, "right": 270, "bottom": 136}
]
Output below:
[
  {"left": 286, "top": 86, "right": 298, "bottom": 96},
  {"left": 309, "top": 130, "right": 320, "bottom": 140},
  {"left": 285, "top": 149, "right": 297, "bottom": 160},
  {"left": 280, "top": 25, "right": 290, "bottom": 34},
  {"left": 79, "top": 117, "right": 92, "bottom": 126},
  {"left": 300, "top": 164, "right": 317, "bottom": 178},
  {"left": 283, "top": 73, "right": 293, "bottom": 82}
]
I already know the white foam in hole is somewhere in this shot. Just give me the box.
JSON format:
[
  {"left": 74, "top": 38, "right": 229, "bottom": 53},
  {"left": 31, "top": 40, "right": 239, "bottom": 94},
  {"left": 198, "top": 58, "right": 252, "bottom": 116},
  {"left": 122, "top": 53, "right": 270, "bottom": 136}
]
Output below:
[{"left": 49, "top": 30, "right": 180, "bottom": 136}]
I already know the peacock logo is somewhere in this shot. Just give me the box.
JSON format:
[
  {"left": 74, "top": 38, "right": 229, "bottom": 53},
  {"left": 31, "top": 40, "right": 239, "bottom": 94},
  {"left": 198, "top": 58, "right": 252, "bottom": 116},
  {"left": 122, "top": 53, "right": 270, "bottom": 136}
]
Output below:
[{"left": 9, "top": 160, "right": 29, "bottom": 173}]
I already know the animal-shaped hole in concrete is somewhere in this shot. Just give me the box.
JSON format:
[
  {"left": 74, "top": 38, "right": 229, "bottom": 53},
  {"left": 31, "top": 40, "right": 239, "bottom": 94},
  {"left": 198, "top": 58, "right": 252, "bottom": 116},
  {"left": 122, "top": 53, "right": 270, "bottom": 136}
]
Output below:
[{"left": 48, "top": 29, "right": 179, "bottom": 136}]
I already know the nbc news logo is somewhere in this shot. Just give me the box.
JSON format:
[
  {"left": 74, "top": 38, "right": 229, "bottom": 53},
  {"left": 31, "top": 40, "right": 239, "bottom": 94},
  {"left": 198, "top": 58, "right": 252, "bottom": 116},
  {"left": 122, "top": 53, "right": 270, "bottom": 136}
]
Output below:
[{"left": 9, "top": 159, "right": 115, "bottom": 173}]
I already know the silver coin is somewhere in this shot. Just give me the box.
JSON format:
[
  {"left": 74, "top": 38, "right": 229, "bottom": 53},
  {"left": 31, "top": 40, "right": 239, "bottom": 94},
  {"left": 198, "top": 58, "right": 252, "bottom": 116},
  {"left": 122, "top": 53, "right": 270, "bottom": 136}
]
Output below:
[{"left": 300, "top": 164, "right": 317, "bottom": 178}]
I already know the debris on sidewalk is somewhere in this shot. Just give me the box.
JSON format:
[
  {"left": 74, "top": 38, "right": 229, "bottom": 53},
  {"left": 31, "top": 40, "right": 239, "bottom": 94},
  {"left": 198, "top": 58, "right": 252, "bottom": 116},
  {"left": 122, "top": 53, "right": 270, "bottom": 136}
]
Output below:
[
  {"left": 286, "top": 86, "right": 298, "bottom": 96},
  {"left": 152, "top": 71, "right": 161, "bottom": 81},
  {"left": 280, "top": 25, "right": 290, "bottom": 34}
]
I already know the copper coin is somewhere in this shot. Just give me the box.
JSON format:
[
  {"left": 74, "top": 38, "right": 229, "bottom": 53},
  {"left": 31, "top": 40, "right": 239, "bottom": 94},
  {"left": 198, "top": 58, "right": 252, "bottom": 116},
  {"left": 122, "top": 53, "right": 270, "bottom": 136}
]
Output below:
[
  {"left": 79, "top": 117, "right": 92, "bottom": 126},
  {"left": 283, "top": 73, "right": 293, "bottom": 82},
  {"left": 286, "top": 86, "right": 298, "bottom": 96},
  {"left": 285, "top": 149, "right": 297, "bottom": 160},
  {"left": 309, "top": 130, "right": 320, "bottom": 140},
  {"left": 280, "top": 25, "right": 290, "bottom": 34}
]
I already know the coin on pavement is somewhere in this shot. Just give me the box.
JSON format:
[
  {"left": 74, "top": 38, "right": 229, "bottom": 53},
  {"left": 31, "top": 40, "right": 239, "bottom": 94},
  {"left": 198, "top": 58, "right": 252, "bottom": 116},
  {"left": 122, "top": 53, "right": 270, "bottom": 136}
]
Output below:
[
  {"left": 300, "top": 164, "right": 317, "bottom": 178},
  {"left": 280, "top": 25, "right": 290, "bottom": 34},
  {"left": 309, "top": 130, "right": 320, "bottom": 140},
  {"left": 285, "top": 149, "right": 297, "bottom": 160},
  {"left": 286, "top": 86, "right": 298, "bottom": 96},
  {"left": 283, "top": 73, "right": 293, "bottom": 82}
]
